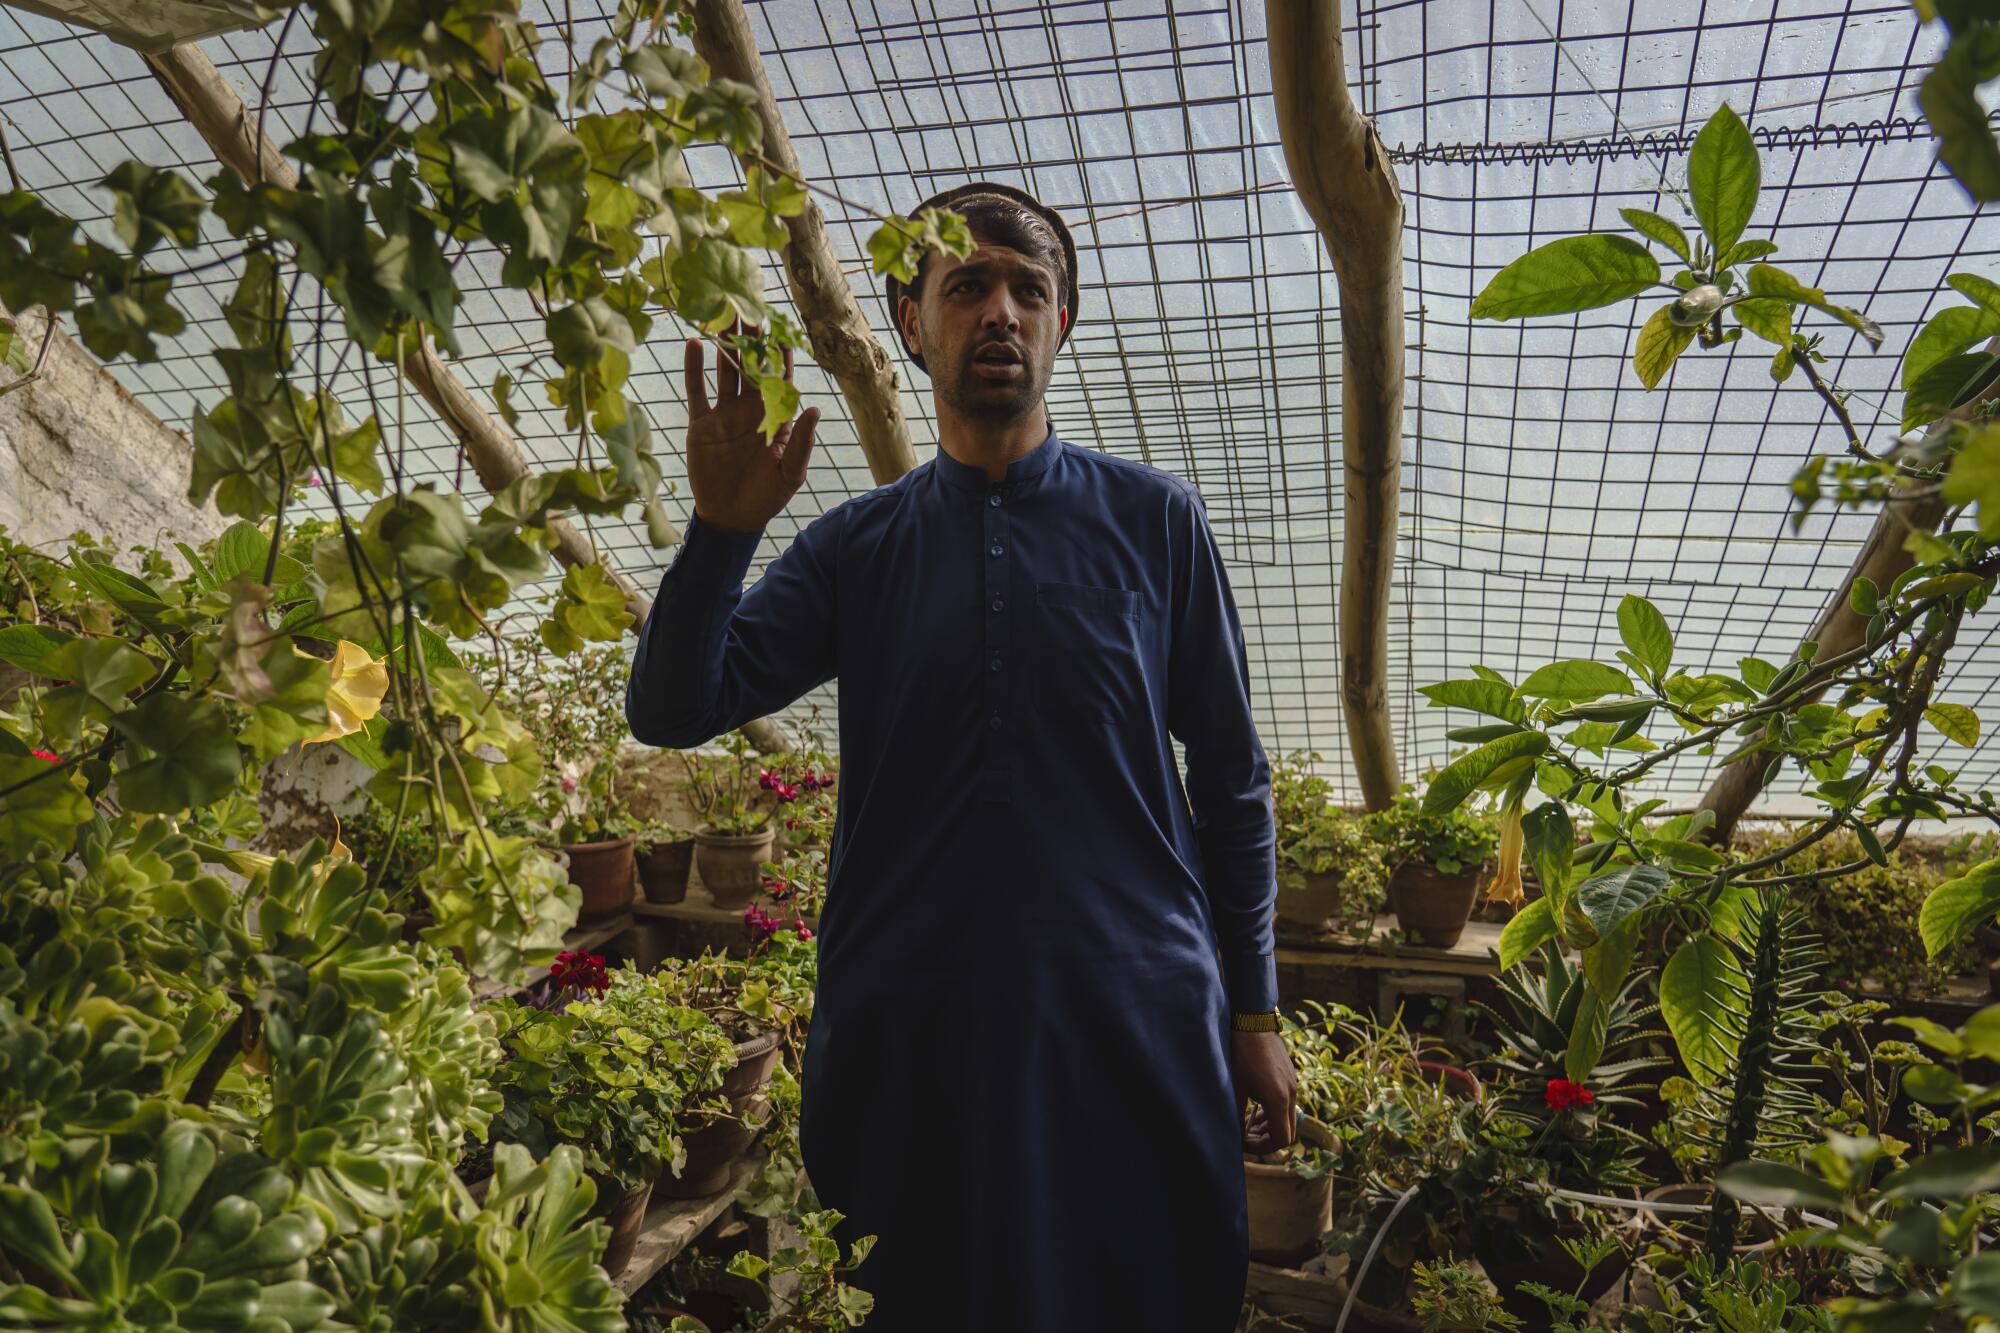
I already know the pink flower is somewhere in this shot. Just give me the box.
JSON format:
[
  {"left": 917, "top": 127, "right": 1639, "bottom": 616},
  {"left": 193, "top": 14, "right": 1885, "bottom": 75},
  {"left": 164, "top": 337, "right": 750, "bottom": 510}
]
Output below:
[
  {"left": 559, "top": 776, "right": 578, "bottom": 793},
  {"left": 1545, "top": 1078, "right": 1595, "bottom": 1111},
  {"left": 743, "top": 904, "right": 780, "bottom": 943},
  {"left": 306, "top": 471, "right": 322, "bottom": 488},
  {"left": 30, "top": 748, "right": 60, "bottom": 763}
]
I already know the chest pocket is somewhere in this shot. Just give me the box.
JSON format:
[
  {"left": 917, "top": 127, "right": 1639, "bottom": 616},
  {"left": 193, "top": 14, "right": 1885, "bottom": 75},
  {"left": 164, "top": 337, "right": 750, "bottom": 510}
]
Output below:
[{"left": 1031, "top": 581, "right": 1143, "bottom": 724}]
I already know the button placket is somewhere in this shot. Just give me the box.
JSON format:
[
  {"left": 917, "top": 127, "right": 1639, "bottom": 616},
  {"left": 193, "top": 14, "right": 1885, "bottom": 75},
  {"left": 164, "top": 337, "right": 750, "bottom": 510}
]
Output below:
[{"left": 981, "top": 483, "right": 1012, "bottom": 800}]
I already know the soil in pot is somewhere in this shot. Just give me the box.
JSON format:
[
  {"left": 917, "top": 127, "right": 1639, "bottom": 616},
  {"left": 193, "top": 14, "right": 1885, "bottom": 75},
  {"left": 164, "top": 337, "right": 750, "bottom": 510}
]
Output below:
[
  {"left": 657, "top": 1027, "right": 785, "bottom": 1199},
  {"left": 694, "top": 825, "right": 775, "bottom": 910},
  {"left": 1274, "top": 868, "right": 1346, "bottom": 929},
  {"left": 1244, "top": 1154, "right": 1335, "bottom": 1265},
  {"left": 591, "top": 1176, "right": 654, "bottom": 1277},
  {"left": 1387, "top": 858, "right": 1485, "bottom": 948},
  {"left": 639, "top": 835, "right": 697, "bottom": 905},
  {"left": 560, "top": 837, "right": 637, "bottom": 919}
]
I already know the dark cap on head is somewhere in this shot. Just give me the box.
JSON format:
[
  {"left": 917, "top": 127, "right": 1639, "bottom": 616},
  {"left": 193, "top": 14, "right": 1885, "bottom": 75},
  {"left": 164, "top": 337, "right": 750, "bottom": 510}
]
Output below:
[{"left": 883, "top": 180, "right": 1079, "bottom": 374}]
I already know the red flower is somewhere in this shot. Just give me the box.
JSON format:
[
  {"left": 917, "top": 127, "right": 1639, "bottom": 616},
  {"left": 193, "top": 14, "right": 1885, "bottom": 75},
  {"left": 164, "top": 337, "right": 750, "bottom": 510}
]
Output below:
[
  {"left": 1544, "top": 1078, "right": 1595, "bottom": 1111},
  {"left": 743, "top": 903, "right": 780, "bottom": 943},
  {"left": 30, "top": 748, "right": 60, "bottom": 763},
  {"left": 550, "top": 949, "right": 609, "bottom": 995}
]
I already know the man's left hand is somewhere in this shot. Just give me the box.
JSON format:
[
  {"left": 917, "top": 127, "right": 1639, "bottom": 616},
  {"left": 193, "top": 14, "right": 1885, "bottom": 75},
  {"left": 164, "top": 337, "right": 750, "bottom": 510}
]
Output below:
[{"left": 1232, "top": 1029, "right": 1298, "bottom": 1154}]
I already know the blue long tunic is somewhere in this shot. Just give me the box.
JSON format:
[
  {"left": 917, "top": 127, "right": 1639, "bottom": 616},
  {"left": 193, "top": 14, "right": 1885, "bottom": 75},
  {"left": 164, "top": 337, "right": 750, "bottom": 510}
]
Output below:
[{"left": 627, "top": 425, "right": 1279, "bottom": 1331}]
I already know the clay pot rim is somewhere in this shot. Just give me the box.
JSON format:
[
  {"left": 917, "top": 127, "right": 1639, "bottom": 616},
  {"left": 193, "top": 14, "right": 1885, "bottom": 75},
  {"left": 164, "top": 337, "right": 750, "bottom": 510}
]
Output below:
[
  {"left": 547, "top": 835, "right": 636, "bottom": 854},
  {"left": 1243, "top": 1149, "right": 1340, "bottom": 1175},
  {"left": 730, "top": 1025, "right": 783, "bottom": 1060},
  {"left": 1636, "top": 1182, "right": 1780, "bottom": 1250},
  {"left": 694, "top": 824, "right": 774, "bottom": 845}
]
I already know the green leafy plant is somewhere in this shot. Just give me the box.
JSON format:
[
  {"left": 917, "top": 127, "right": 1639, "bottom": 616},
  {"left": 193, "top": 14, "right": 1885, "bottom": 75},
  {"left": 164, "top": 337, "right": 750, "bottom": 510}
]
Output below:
[
  {"left": 490, "top": 967, "right": 738, "bottom": 1192},
  {"left": 678, "top": 730, "right": 777, "bottom": 836},
  {"left": 1411, "top": 1259, "right": 1521, "bottom": 1330},
  {"left": 1369, "top": 789, "right": 1499, "bottom": 877}
]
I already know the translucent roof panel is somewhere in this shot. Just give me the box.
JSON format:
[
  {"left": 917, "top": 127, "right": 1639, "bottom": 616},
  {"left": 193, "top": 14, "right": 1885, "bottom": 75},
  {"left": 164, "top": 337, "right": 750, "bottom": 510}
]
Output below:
[{"left": 1, "top": 0, "right": 1990, "bottom": 813}]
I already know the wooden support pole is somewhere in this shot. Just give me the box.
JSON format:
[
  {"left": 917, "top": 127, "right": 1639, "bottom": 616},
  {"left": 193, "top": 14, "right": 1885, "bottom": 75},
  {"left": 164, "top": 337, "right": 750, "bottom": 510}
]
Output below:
[
  {"left": 1266, "top": 0, "right": 1405, "bottom": 809},
  {"left": 145, "top": 42, "right": 792, "bottom": 755},
  {"left": 1695, "top": 483, "right": 1947, "bottom": 842},
  {"left": 688, "top": 0, "right": 919, "bottom": 486}
]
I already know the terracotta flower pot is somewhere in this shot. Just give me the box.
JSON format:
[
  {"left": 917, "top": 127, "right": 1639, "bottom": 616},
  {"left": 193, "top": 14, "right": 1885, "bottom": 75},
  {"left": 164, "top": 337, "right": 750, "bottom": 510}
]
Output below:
[
  {"left": 594, "top": 1176, "right": 653, "bottom": 1277},
  {"left": 694, "top": 825, "right": 774, "bottom": 910},
  {"left": 1417, "top": 1059, "right": 1482, "bottom": 1103},
  {"left": 657, "top": 1028, "right": 784, "bottom": 1199},
  {"left": 1274, "top": 868, "right": 1346, "bottom": 928},
  {"left": 560, "top": 837, "right": 637, "bottom": 920},
  {"left": 639, "top": 835, "right": 697, "bottom": 905},
  {"left": 1387, "top": 858, "right": 1485, "bottom": 947},
  {"left": 1244, "top": 1155, "right": 1335, "bottom": 1265}
]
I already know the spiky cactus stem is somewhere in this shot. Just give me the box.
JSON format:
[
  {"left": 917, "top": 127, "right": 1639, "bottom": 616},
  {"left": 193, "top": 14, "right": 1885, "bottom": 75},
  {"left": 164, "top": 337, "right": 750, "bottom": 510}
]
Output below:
[{"left": 1704, "top": 895, "right": 1784, "bottom": 1261}]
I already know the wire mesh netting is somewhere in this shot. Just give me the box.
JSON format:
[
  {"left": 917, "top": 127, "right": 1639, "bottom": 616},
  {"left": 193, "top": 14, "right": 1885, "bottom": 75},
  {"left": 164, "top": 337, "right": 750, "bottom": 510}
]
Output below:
[{"left": 0, "top": 0, "right": 1988, "bottom": 813}]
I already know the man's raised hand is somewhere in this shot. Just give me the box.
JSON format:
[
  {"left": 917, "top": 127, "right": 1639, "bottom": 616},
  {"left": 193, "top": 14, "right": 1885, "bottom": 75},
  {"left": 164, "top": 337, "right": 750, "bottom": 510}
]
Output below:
[{"left": 683, "top": 321, "right": 822, "bottom": 536}]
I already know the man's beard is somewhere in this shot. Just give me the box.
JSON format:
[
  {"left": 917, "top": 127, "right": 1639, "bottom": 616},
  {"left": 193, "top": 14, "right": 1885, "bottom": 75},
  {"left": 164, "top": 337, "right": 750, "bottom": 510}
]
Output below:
[{"left": 931, "top": 344, "right": 1049, "bottom": 423}]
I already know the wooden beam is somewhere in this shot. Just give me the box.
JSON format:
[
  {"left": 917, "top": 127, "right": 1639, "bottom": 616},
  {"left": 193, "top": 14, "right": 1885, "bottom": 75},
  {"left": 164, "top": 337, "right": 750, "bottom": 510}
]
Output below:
[
  {"left": 1266, "top": 0, "right": 1405, "bottom": 810},
  {"left": 688, "top": 0, "right": 918, "bottom": 486},
  {"left": 144, "top": 42, "right": 792, "bottom": 755}
]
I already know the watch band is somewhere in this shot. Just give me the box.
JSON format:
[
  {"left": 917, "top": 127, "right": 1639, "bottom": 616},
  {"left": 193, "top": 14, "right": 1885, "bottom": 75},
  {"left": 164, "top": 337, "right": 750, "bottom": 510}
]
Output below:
[{"left": 1230, "top": 1010, "right": 1280, "bottom": 1033}]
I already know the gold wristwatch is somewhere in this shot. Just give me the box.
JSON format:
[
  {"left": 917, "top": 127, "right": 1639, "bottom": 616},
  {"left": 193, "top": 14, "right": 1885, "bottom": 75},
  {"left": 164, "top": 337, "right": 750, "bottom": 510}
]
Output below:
[{"left": 1230, "top": 1010, "right": 1279, "bottom": 1033}]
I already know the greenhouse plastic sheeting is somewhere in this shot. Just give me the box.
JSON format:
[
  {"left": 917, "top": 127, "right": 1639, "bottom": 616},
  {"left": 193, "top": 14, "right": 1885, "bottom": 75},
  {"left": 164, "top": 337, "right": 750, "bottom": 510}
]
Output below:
[{"left": 0, "top": 0, "right": 1987, "bottom": 812}]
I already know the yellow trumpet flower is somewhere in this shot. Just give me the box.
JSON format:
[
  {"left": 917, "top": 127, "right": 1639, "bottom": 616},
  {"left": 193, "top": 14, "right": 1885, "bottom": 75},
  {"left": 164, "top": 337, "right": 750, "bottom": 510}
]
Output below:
[
  {"left": 1485, "top": 800, "right": 1526, "bottom": 909},
  {"left": 300, "top": 640, "right": 389, "bottom": 746}
]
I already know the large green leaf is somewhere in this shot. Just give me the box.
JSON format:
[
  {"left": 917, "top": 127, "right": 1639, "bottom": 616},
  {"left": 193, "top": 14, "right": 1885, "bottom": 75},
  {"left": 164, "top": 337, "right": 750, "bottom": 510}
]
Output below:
[
  {"left": 1417, "top": 678, "right": 1526, "bottom": 724},
  {"left": 1470, "top": 234, "right": 1662, "bottom": 321},
  {"left": 1903, "top": 349, "right": 1999, "bottom": 432},
  {"left": 1747, "top": 264, "right": 1885, "bottom": 348},
  {"left": 1905, "top": 302, "right": 2000, "bottom": 401},
  {"left": 1582, "top": 912, "right": 1643, "bottom": 1003},
  {"left": 1920, "top": 23, "right": 2000, "bottom": 203},
  {"left": 1687, "top": 104, "right": 1761, "bottom": 258},
  {"left": 672, "top": 239, "right": 770, "bottom": 333},
  {"left": 1422, "top": 731, "right": 1549, "bottom": 815},
  {"left": 1498, "top": 896, "right": 1556, "bottom": 970},
  {"left": 1926, "top": 702, "right": 1981, "bottom": 747},
  {"left": 1660, "top": 933, "right": 1743, "bottom": 1084},
  {"left": 1565, "top": 986, "right": 1608, "bottom": 1083},
  {"left": 1617, "top": 595, "right": 1675, "bottom": 681},
  {"left": 1633, "top": 304, "right": 1696, "bottom": 389},
  {"left": 1943, "top": 422, "right": 2000, "bottom": 538},
  {"left": 1883, "top": 1145, "right": 2000, "bottom": 1200},
  {"left": 1921, "top": 857, "right": 2000, "bottom": 958},
  {"left": 1619, "top": 207, "right": 1692, "bottom": 264},
  {"left": 1715, "top": 1162, "right": 1843, "bottom": 1211},
  {"left": 1575, "top": 863, "right": 1669, "bottom": 940},
  {"left": 110, "top": 696, "right": 243, "bottom": 813},
  {"left": 1522, "top": 801, "right": 1577, "bottom": 908},
  {"left": 0, "top": 624, "right": 77, "bottom": 674},
  {"left": 1519, "top": 659, "right": 1633, "bottom": 702},
  {"left": 0, "top": 753, "right": 91, "bottom": 857}
]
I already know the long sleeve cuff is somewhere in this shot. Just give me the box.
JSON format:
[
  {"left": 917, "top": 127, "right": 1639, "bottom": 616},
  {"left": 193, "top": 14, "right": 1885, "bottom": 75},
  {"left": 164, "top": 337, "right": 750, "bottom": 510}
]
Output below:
[
  {"left": 1222, "top": 946, "right": 1278, "bottom": 1014},
  {"left": 671, "top": 510, "right": 766, "bottom": 587}
]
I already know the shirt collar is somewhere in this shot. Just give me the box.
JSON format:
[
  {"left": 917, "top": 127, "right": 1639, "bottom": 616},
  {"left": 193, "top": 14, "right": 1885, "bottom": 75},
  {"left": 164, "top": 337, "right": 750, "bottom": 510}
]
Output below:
[{"left": 931, "top": 423, "right": 1064, "bottom": 493}]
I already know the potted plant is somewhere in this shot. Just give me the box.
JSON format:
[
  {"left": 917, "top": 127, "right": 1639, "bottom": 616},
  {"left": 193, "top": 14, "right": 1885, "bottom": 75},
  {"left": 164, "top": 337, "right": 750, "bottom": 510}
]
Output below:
[
  {"left": 638, "top": 816, "right": 699, "bottom": 905},
  {"left": 646, "top": 934, "right": 817, "bottom": 1197},
  {"left": 1278, "top": 803, "right": 1389, "bottom": 935},
  {"left": 1368, "top": 790, "right": 1498, "bottom": 947},
  {"left": 679, "top": 732, "right": 779, "bottom": 909},
  {"left": 489, "top": 963, "right": 740, "bottom": 1274}
]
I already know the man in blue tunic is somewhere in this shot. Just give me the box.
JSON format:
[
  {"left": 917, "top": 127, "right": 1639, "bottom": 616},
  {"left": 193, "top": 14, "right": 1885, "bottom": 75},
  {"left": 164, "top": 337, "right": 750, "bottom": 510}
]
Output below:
[{"left": 628, "top": 181, "right": 1297, "bottom": 1331}]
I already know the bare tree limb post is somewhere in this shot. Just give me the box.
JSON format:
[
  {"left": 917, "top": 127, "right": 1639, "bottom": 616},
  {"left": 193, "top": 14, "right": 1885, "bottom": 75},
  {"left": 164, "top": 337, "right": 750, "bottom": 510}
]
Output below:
[
  {"left": 688, "top": 0, "right": 919, "bottom": 486},
  {"left": 1266, "top": 0, "right": 1405, "bottom": 809},
  {"left": 144, "top": 41, "right": 792, "bottom": 754}
]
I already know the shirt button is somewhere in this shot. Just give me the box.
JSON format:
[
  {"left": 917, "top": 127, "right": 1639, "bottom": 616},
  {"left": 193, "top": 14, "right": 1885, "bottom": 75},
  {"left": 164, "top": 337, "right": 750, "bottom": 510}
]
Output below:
[
  {"left": 990, "top": 597, "right": 1004, "bottom": 612},
  {"left": 990, "top": 657, "right": 1003, "bottom": 672},
  {"left": 989, "top": 542, "right": 1003, "bottom": 557},
  {"left": 988, "top": 494, "right": 1001, "bottom": 507},
  {"left": 989, "top": 714, "right": 1002, "bottom": 730}
]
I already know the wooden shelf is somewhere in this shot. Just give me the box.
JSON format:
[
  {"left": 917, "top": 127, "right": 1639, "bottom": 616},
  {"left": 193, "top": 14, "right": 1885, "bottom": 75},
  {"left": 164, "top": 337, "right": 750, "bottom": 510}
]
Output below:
[
  {"left": 613, "top": 1154, "right": 765, "bottom": 1298},
  {"left": 473, "top": 910, "right": 635, "bottom": 1003},
  {"left": 1276, "top": 916, "right": 1506, "bottom": 977},
  {"left": 633, "top": 890, "right": 744, "bottom": 924}
]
